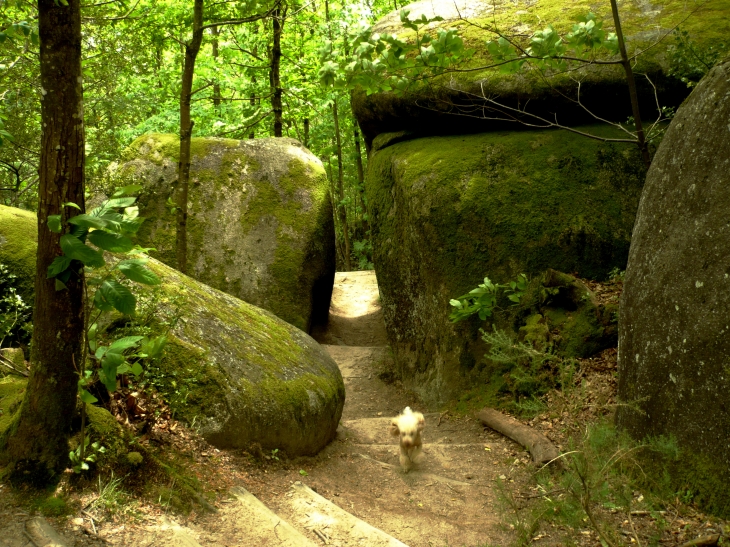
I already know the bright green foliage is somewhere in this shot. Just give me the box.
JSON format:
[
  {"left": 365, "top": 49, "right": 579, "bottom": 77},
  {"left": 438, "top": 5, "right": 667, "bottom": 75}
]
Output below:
[
  {"left": 449, "top": 274, "right": 527, "bottom": 322},
  {"left": 319, "top": 9, "right": 473, "bottom": 93},
  {"left": 0, "top": 263, "right": 31, "bottom": 349},
  {"left": 45, "top": 188, "right": 167, "bottom": 401},
  {"left": 68, "top": 435, "right": 106, "bottom": 473}
]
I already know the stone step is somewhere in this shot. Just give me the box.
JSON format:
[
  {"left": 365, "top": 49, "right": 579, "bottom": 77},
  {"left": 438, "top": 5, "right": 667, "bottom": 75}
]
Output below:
[
  {"left": 226, "top": 486, "right": 318, "bottom": 547},
  {"left": 277, "top": 482, "right": 409, "bottom": 547}
]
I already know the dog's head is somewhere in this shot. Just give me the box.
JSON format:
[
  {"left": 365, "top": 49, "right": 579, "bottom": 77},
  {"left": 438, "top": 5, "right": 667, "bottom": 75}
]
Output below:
[{"left": 389, "top": 407, "right": 425, "bottom": 448}]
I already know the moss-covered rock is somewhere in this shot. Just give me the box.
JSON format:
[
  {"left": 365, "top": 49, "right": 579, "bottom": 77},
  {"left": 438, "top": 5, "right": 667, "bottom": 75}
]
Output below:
[
  {"left": 114, "top": 134, "right": 336, "bottom": 333},
  {"left": 367, "top": 127, "right": 639, "bottom": 404},
  {"left": 0, "top": 205, "right": 36, "bottom": 307},
  {"left": 355, "top": 0, "right": 730, "bottom": 144},
  {"left": 137, "top": 257, "right": 345, "bottom": 455},
  {"left": 616, "top": 59, "right": 730, "bottom": 517},
  {"left": 0, "top": 206, "right": 345, "bottom": 456}
]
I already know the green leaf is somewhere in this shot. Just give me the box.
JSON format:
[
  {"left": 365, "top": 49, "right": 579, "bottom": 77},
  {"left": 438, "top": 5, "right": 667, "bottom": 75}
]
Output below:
[
  {"left": 88, "top": 231, "right": 134, "bottom": 253},
  {"left": 118, "top": 260, "right": 160, "bottom": 285},
  {"left": 47, "top": 215, "right": 62, "bottom": 233},
  {"left": 109, "top": 335, "right": 144, "bottom": 352},
  {"left": 88, "top": 322, "right": 98, "bottom": 353},
  {"left": 47, "top": 255, "right": 72, "bottom": 278},
  {"left": 140, "top": 335, "right": 167, "bottom": 359},
  {"left": 101, "top": 352, "right": 124, "bottom": 391},
  {"left": 130, "top": 362, "right": 143, "bottom": 376},
  {"left": 99, "top": 280, "right": 136, "bottom": 315},
  {"left": 93, "top": 287, "right": 115, "bottom": 312},
  {"left": 112, "top": 184, "right": 142, "bottom": 197},
  {"left": 62, "top": 201, "right": 81, "bottom": 210},
  {"left": 80, "top": 389, "right": 98, "bottom": 404},
  {"left": 105, "top": 197, "right": 136, "bottom": 208},
  {"left": 55, "top": 278, "right": 67, "bottom": 291},
  {"left": 68, "top": 214, "right": 109, "bottom": 230},
  {"left": 60, "top": 234, "right": 105, "bottom": 268}
]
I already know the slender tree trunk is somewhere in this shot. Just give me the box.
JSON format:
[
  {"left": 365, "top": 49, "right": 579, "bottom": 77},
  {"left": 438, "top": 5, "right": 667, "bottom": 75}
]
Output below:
[
  {"left": 332, "top": 99, "right": 351, "bottom": 270},
  {"left": 609, "top": 0, "right": 651, "bottom": 169},
  {"left": 353, "top": 124, "right": 368, "bottom": 233},
  {"left": 211, "top": 25, "right": 221, "bottom": 112},
  {"left": 1, "top": 0, "right": 86, "bottom": 485},
  {"left": 303, "top": 117, "right": 310, "bottom": 148},
  {"left": 271, "top": 1, "right": 284, "bottom": 137},
  {"left": 176, "top": 0, "right": 204, "bottom": 274}
]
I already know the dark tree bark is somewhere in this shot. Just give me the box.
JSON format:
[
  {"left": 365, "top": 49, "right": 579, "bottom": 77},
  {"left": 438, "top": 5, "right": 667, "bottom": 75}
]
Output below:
[
  {"left": 175, "top": 0, "right": 205, "bottom": 274},
  {"left": 303, "top": 117, "right": 310, "bottom": 148},
  {"left": 271, "top": 1, "right": 285, "bottom": 137},
  {"left": 331, "top": 99, "right": 351, "bottom": 270},
  {"left": 1, "top": 0, "right": 86, "bottom": 485},
  {"left": 353, "top": 124, "right": 368, "bottom": 233},
  {"left": 609, "top": 0, "right": 650, "bottom": 169},
  {"left": 211, "top": 25, "right": 221, "bottom": 111}
]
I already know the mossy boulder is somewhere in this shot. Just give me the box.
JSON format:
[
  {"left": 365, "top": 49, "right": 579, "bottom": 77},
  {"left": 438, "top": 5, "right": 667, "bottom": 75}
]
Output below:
[
  {"left": 114, "top": 134, "right": 336, "bottom": 333},
  {"left": 137, "top": 258, "right": 345, "bottom": 455},
  {"left": 355, "top": 0, "right": 730, "bottom": 144},
  {"left": 0, "top": 205, "right": 36, "bottom": 307},
  {"left": 616, "top": 59, "right": 730, "bottom": 517},
  {"left": 367, "top": 127, "right": 639, "bottom": 404},
  {"left": 0, "top": 206, "right": 345, "bottom": 456}
]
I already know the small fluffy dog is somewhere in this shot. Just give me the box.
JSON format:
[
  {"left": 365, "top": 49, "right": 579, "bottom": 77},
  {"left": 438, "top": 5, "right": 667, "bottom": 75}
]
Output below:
[{"left": 389, "top": 407, "right": 425, "bottom": 472}]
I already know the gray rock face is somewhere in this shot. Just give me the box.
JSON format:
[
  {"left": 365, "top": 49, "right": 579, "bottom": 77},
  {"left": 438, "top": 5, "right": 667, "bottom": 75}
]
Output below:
[
  {"left": 0, "top": 206, "right": 345, "bottom": 457},
  {"left": 616, "top": 60, "right": 730, "bottom": 515},
  {"left": 115, "top": 134, "right": 335, "bottom": 333}
]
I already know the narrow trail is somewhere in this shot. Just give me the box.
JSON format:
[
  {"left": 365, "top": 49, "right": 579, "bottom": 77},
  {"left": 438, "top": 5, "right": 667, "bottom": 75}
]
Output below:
[
  {"left": 197, "top": 271, "right": 519, "bottom": 547},
  {"left": 1, "top": 272, "right": 529, "bottom": 547}
]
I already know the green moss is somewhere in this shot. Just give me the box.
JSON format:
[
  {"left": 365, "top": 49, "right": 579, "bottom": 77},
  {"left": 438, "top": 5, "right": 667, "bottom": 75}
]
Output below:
[
  {"left": 375, "top": 0, "right": 730, "bottom": 92},
  {"left": 34, "top": 495, "right": 71, "bottom": 517},
  {"left": 368, "top": 126, "right": 641, "bottom": 289},
  {"left": 85, "top": 404, "right": 126, "bottom": 458},
  {"left": 126, "top": 451, "right": 143, "bottom": 466},
  {"left": 119, "top": 134, "right": 334, "bottom": 332},
  {"left": 0, "top": 205, "right": 38, "bottom": 307},
  {"left": 0, "top": 376, "right": 26, "bottom": 436}
]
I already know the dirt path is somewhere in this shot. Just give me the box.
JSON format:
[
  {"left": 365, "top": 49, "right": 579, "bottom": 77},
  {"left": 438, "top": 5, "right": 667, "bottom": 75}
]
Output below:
[
  {"left": 231, "top": 271, "right": 520, "bottom": 547},
  {"left": 1, "top": 271, "right": 528, "bottom": 547}
]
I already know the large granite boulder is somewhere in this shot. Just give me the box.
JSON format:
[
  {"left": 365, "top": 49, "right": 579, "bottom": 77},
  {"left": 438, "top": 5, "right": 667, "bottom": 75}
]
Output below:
[
  {"left": 354, "top": 0, "right": 729, "bottom": 144},
  {"left": 114, "top": 135, "right": 336, "bottom": 333},
  {"left": 616, "top": 60, "right": 730, "bottom": 516},
  {"left": 367, "top": 126, "right": 641, "bottom": 404},
  {"left": 0, "top": 205, "right": 345, "bottom": 456}
]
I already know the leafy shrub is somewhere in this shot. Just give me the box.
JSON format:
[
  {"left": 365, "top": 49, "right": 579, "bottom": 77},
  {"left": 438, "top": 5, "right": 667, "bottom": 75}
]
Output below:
[{"left": 0, "top": 263, "right": 32, "bottom": 350}]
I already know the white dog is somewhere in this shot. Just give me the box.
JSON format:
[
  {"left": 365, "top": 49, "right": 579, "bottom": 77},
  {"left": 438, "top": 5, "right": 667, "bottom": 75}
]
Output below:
[{"left": 389, "top": 407, "right": 425, "bottom": 472}]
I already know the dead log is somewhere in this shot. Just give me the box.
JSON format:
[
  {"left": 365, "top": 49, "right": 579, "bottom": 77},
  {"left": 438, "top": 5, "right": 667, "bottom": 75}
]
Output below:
[
  {"left": 477, "top": 408, "right": 560, "bottom": 466},
  {"left": 679, "top": 535, "right": 721, "bottom": 547}
]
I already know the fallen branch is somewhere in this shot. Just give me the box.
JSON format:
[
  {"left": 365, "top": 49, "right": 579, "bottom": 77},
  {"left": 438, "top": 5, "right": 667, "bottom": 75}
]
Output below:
[
  {"left": 477, "top": 408, "right": 560, "bottom": 466},
  {"left": 679, "top": 535, "right": 721, "bottom": 547},
  {"left": 0, "top": 353, "right": 28, "bottom": 377}
]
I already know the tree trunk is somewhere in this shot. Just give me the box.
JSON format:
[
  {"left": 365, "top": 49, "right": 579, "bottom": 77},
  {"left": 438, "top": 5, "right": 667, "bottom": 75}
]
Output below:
[
  {"left": 271, "top": 1, "right": 284, "bottom": 137},
  {"left": 1, "top": 0, "right": 86, "bottom": 485},
  {"left": 303, "top": 117, "right": 310, "bottom": 148},
  {"left": 331, "top": 99, "right": 351, "bottom": 271},
  {"left": 176, "top": 0, "right": 204, "bottom": 274},
  {"left": 609, "top": 0, "right": 651, "bottom": 169},
  {"left": 211, "top": 25, "right": 221, "bottom": 111},
  {"left": 353, "top": 124, "right": 368, "bottom": 232}
]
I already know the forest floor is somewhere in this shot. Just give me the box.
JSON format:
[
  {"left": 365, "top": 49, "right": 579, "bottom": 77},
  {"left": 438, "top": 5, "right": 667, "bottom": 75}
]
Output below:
[{"left": 0, "top": 272, "right": 728, "bottom": 547}]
